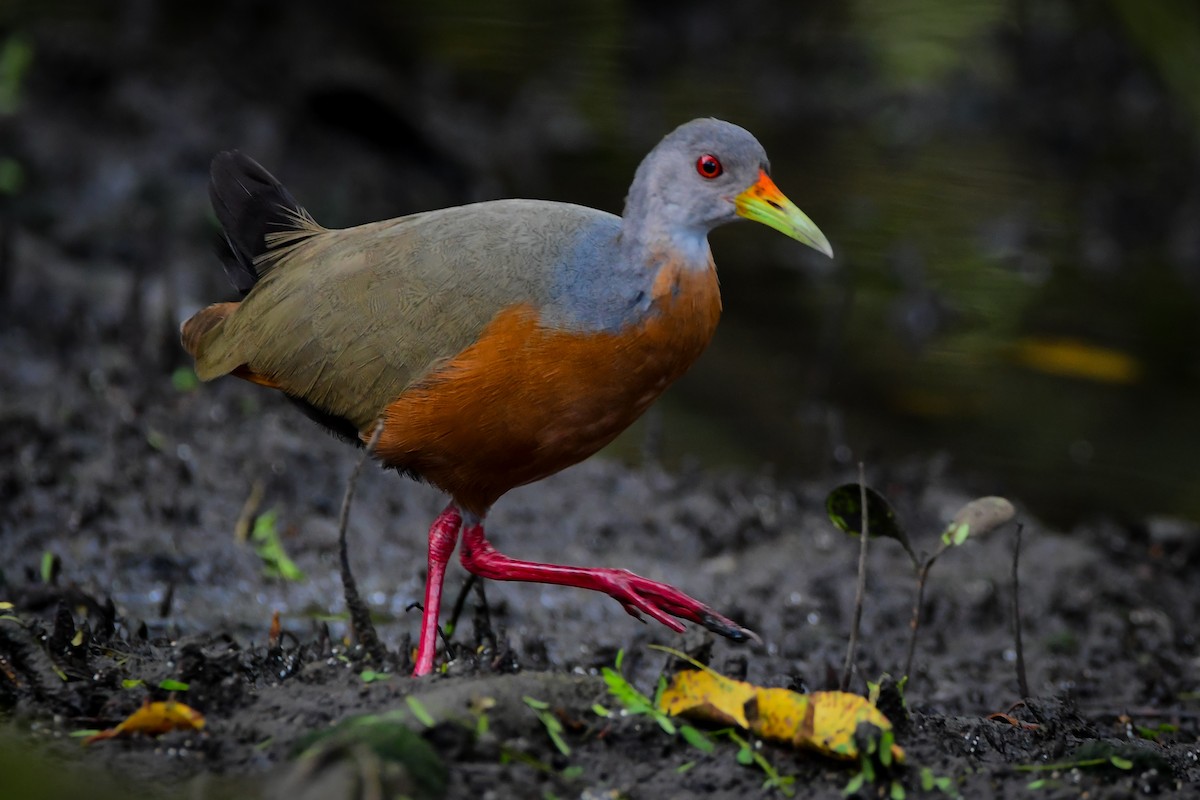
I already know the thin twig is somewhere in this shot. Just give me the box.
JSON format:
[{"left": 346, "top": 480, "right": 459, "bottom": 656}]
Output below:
[
  {"left": 470, "top": 577, "right": 499, "bottom": 658},
  {"left": 904, "top": 527, "right": 956, "bottom": 683},
  {"left": 443, "top": 573, "right": 478, "bottom": 639},
  {"left": 841, "top": 462, "right": 870, "bottom": 692},
  {"left": 338, "top": 420, "right": 388, "bottom": 664},
  {"left": 233, "top": 479, "right": 265, "bottom": 543},
  {"left": 1011, "top": 521, "right": 1029, "bottom": 698},
  {"left": 902, "top": 561, "right": 931, "bottom": 682}
]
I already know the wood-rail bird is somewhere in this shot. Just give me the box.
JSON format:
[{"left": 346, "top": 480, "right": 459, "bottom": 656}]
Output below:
[{"left": 181, "top": 118, "right": 833, "bottom": 676}]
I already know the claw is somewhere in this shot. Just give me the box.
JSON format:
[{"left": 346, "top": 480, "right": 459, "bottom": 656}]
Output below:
[{"left": 699, "top": 612, "right": 762, "bottom": 644}]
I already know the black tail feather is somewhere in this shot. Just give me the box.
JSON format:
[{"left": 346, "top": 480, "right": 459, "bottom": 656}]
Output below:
[
  {"left": 207, "top": 151, "right": 361, "bottom": 444},
  {"left": 209, "top": 151, "right": 305, "bottom": 296}
]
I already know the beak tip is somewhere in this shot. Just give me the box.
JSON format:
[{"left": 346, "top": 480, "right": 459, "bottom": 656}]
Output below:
[{"left": 805, "top": 232, "right": 834, "bottom": 260}]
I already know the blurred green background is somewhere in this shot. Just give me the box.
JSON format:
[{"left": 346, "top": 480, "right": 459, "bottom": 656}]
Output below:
[{"left": 3, "top": 0, "right": 1200, "bottom": 524}]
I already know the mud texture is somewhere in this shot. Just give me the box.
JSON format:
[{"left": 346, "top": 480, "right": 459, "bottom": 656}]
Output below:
[{"left": 3, "top": 284, "right": 1199, "bottom": 798}]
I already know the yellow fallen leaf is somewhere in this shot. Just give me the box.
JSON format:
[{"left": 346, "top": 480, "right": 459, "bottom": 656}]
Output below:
[
  {"left": 657, "top": 667, "right": 754, "bottom": 728},
  {"left": 798, "top": 690, "right": 901, "bottom": 761},
  {"left": 1010, "top": 337, "right": 1141, "bottom": 384},
  {"left": 659, "top": 669, "right": 904, "bottom": 763},
  {"left": 83, "top": 700, "right": 206, "bottom": 745},
  {"left": 749, "top": 687, "right": 812, "bottom": 743}
]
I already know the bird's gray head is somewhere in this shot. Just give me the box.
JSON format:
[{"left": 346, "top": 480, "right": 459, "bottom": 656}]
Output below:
[
  {"left": 623, "top": 117, "right": 832, "bottom": 260},
  {"left": 627, "top": 118, "right": 767, "bottom": 237}
]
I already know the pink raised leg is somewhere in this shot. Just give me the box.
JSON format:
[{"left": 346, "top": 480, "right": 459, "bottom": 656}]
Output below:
[
  {"left": 458, "top": 522, "right": 758, "bottom": 643},
  {"left": 412, "top": 503, "right": 463, "bottom": 677}
]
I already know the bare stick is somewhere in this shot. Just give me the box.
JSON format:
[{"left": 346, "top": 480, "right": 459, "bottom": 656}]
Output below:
[
  {"left": 902, "top": 561, "right": 932, "bottom": 682},
  {"left": 443, "top": 573, "right": 479, "bottom": 639},
  {"left": 841, "top": 462, "right": 870, "bottom": 692},
  {"left": 234, "top": 479, "right": 265, "bottom": 543},
  {"left": 1011, "top": 521, "right": 1029, "bottom": 698},
  {"left": 470, "top": 577, "right": 498, "bottom": 657},
  {"left": 338, "top": 421, "right": 388, "bottom": 664}
]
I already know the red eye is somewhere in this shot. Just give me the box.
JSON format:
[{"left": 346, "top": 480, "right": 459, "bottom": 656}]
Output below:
[{"left": 696, "top": 154, "right": 723, "bottom": 179}]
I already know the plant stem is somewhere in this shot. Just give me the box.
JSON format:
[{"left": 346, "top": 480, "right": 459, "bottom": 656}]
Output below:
[
  {"left": 338, "top": 420, "right": 388, "bottom": 664},
  {"left": 841, "top": 462, "right": 870, "bottom": 692},
  {"left": 443, "top": 574, "right": 478, "bottom": 638},
  {"left": 903, "top": 560, "right": 932, "bottom": 682},
  {"left": 1011, "top": 521, "right": 1029, "bottom": 698}
]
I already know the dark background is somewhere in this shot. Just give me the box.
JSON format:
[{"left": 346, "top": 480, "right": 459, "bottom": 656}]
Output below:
[{"left": 4, "top": 0, "right": 1200, "bottom": 524}]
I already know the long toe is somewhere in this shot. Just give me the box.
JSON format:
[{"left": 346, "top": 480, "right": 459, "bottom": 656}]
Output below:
[
  {"left": 600, "top": 569, "right": 755, "bottom": 642},
  {"left": 697, "top": 611, "right": 762, "bottom": 644}
]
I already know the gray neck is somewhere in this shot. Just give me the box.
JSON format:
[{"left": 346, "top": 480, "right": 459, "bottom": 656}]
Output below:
[{"left": 619, "top": 183, "right": 713, "bottom": 272}]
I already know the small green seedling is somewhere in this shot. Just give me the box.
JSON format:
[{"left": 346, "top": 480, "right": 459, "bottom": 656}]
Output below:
[
  {"left": 523, "top": 696, "right": 571, "bottom": 756},
  {"left": 602, "top": 651, "right": 703, "bottom": 742},
  {"left": 826, "top": 486, "right": 1015, "bottom": 682},
  {"left": 843, "top": 727, "right": 906, "bottom": 798},
  {"left": 360, "top": 669, "right": 391, "bottom": 684},
  {"left": 39, "top": 552, "right": 59, "bottom": 585},
  {"left": 1135, "top": 722, "right": 1178, "bottom": 742},
  {"left": 69, "top": 728, "right": 102, "bottom": 739},
  {"left": 490, "top": 696, "right": 582, "bottom": 785},
  {"left": 602, "top": 654, "right": 712, "bottom": 753},
  {"left": 171, "top": 367, "right": 199, "bottom": 392},
  {"left": 157, "top": 679, "right": 189, "bottom": 692},
  {"left": 722, "top": 729, "right": 794, "bottom": 796},
  {"left": 1016, "top": 739, "right": 1171, "bottom": 782},
  {"left": 601, "top": 661, "right": 677, "bottom": 736},
  {"left": 405, "top": 696, "right": 435, "bottom": 728},
  {"left": 250, "top": 509, "right": 306, "bottom": 581},
  {"left": 920, "top": 766, "right": 957, "bottom": 796},
  {"left": 145, "top": 429, "right": 169, "bottom": 452}
]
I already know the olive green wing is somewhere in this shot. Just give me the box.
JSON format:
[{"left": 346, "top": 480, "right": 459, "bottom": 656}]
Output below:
[{"left": 192, "top": 200, "right": 614, "bottom": 431}]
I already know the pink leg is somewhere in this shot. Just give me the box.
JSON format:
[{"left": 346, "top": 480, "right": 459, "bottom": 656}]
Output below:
[
  {"left": 458, "top": 523, "right": 758, "bottom": 643},
  {"left": 412, "top": 503, "right": 463, "bottom": 677}
]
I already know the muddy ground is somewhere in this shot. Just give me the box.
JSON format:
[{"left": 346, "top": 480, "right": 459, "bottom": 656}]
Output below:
[
  {"left": 4, "top": 235, "right": 1200, "bottom": 800},
  {"left": 4, "top": 5, "right": 1200, "bottom": 799}
]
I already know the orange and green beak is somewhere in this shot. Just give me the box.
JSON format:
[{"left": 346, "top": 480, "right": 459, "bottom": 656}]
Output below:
[{"left": 735, "top": 169, "right": 833, "bottom": 258}]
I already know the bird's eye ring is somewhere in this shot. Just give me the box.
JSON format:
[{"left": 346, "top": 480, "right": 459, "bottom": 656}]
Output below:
[{"left": 696, "top": 154, "right": 723, "bottom": 179}]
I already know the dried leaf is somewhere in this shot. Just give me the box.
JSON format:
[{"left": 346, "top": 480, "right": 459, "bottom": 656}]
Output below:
[
  {"left": 748, "top": 687, "right": 811, "bottom": 742},
  {"left": 657, "top": 668, "right": 754, "bottom": 728},
  {"left": 1010, "top": 337, "right": 1140, "bottom": 384},
  {"left": 941, "top": 497, "right": 1015, "bottom": 546},
  {"left": 83, "top": 700, "right": 205, "bottom": 745},
  {"left": 658, "top": 669, "right": 905, "bottom": 763},
  {"left": 800, "top": 690, "right": 899, "bottom": 761}
]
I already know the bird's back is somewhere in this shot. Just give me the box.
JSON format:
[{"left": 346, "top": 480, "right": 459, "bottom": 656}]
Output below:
[{"left": 188, "top": 197, "right": 655, "bottom": 431}]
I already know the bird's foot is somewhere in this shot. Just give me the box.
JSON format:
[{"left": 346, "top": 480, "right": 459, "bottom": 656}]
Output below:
[
  {"left": 459, "top": 523, "right": 759, "bottom": 644},
  {"left": 599, "top": 568, "right": 761, "bottom": 644}
]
